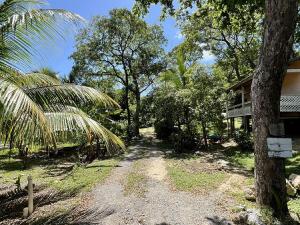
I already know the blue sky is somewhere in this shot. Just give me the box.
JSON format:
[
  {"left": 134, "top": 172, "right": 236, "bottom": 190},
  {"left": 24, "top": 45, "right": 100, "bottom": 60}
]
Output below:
[{"left": 30, "top": 0, "right": 215, "bottom": 77}]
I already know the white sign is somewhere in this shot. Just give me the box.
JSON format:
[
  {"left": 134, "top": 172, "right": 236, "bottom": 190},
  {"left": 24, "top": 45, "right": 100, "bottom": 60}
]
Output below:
[
  {"left": 267, "top": 138, "right": 292, "bottom": 158},
  {"left": 268, "top": 151, "right": 293, "bottom": 158}
]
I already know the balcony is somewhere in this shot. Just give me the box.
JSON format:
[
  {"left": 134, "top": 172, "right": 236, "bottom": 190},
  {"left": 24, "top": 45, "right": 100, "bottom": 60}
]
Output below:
[{"left": 226, "top": 96, "right": 300, "bottom": 118}]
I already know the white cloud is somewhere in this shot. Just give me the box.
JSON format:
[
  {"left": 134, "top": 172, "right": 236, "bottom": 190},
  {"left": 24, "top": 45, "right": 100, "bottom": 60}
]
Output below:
[
  {"left": 201, "top": 50, "right": 216, "bottom": 65},
  {"left": 175, "top": 31, "right": 184, "bottom": 40}
]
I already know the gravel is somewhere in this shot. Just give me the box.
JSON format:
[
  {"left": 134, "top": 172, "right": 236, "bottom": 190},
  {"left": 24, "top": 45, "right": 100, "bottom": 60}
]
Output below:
[{"left": 86, "top": 142, "right": 232, "bottom": 225}]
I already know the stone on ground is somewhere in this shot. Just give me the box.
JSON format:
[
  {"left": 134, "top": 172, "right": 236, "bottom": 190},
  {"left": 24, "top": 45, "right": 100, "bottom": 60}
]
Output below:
[
  {"left": 289, "top": 173, "right": 300, "bottom": 190},
  {"left": 286, "top": 179, "right": 297, "bottom": 196}
]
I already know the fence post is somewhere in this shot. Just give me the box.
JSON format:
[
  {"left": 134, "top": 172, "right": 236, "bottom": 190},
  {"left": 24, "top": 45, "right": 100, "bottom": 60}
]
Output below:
[
  {"left": 28, "top": 176, "right": 33, "bottom": 215},
  {"left": 23, "top": 175, "right": 34, "bottom": 218}
]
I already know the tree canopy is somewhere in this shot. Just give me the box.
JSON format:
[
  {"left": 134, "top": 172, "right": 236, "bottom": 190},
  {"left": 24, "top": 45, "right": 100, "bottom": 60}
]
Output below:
[{"left": 71, "top": 8, "right": 167, "bottom": 138}]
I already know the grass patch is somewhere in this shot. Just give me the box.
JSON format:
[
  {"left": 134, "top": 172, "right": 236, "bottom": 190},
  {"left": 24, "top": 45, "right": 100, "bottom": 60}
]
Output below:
[
  {"left": 288, "top": 198, "right": 300, "bottom": 215},
  {"left": 224, "top": 148, "right": 254, "bottom": 171},
  {"left": 167, "top": 160, "right": 228, "bottom": 193},
  {"left": 286, "top": 153, "right": 300, "bottom": 175},
  {"left": 49, "top": 159, "right": 119, "bottom": 193},
  {"left": 0, "top": 157, "right": 119, "bottom": 194},
  {"left": 228, "top": 177, "right": 256, "bottom": 209},
  {"left": 124, "top": 161, "right": 147, "bottom": 197}
]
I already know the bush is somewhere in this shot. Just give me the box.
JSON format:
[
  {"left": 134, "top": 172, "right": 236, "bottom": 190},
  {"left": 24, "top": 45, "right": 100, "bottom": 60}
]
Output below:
[
  {"left": 154, "top": 119, "right": 175, "bottom": 140},
  {"left": 170, "top": 131, "right": 198, "bottom": 154},
  {"left": 234, "top": 130, "right": 253, "bottom": 151}
]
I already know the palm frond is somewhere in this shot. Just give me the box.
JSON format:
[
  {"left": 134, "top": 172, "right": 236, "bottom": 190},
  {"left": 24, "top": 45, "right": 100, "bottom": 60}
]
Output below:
[
  {"left": 159, "top": 69, "right": 182, "bottom": 88},
  {"left": 0, "top": 0, "right": 85, "bottom": 69},
  {"left": 24, "top": 84, "right": 120, "bottom": 109},
  {"left": 0, "top": 79, "right": 53, "bottom": 145},
  {"left": 45, "top": 107, "right": 125, "bottom": 154},
  {"left": 176, "top": 50, "right": 186, "bottom": 76}
]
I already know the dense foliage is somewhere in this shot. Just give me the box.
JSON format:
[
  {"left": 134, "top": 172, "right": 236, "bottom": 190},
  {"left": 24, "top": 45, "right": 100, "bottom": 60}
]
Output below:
[{"left": 151, "top": 50, "right": 226, "bottom": 152}]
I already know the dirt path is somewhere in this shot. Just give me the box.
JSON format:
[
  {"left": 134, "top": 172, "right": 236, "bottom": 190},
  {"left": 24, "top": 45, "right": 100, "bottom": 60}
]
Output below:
[{"left": 85, "top": 139, "right": 232, "bottom": 225}]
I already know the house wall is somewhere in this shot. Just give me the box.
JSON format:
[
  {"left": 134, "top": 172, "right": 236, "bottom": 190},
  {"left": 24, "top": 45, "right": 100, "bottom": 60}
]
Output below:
[{"left": 282, "top": 73, "right": 300, "bottom": 95}]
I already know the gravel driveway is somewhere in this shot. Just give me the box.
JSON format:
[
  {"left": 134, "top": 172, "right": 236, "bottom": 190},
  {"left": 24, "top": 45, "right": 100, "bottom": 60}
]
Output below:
[{"left": 85, "top": 140, "right": 232, "bottom": 225}]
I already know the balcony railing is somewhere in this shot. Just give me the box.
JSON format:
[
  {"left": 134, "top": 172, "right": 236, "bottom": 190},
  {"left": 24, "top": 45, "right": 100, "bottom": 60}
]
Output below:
[
  {"left": 227, "top": 96, "right": 300, "bottom": 118},
  {"left": 227, "top": 101, "right": 251, "bottom": 118}
]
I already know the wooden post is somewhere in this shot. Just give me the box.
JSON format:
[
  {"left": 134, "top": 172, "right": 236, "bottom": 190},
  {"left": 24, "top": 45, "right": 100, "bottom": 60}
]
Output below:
[
  {"left": 23, "top": 175, "right": 34, "bottom": 218},
  {"left": 226, "top": 102, "right": 230, "bottom": 138},
  {"left": 28, "top": 176, "right": 33, "bottom": 216},
  {"left": 230, "top": 118, "right": 235, "bottom": 136},
  {"left": 241, "top": 86, "right": 246, "bottom": 131}
]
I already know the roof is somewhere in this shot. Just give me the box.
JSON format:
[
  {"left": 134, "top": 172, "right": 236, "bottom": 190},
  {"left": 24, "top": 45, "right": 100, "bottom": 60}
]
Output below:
[{"left": 228, "top": 58, "right": 300, "bottom": 91}]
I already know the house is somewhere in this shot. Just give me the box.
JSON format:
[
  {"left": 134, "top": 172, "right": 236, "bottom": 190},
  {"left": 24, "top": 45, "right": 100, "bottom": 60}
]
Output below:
[{"left": 226, "top": 59, "right": 300, "bottom": 136}]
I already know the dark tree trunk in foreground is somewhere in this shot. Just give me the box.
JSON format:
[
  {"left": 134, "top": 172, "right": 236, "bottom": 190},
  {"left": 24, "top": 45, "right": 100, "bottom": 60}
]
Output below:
[{"left": 251, "top": 0, "right": 298, "bottom": 218}]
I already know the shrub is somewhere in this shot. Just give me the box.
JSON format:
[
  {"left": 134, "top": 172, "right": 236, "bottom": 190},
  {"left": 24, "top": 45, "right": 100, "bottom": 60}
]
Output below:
[
  {"left": 154, "top": 119, "right": 175, "bottom": 140},
  {"left": 170, "top": 130, "right": 198, "bottom": 154},
  {"left": 234, "top": 130, "right": 253, "bottom": 151}
]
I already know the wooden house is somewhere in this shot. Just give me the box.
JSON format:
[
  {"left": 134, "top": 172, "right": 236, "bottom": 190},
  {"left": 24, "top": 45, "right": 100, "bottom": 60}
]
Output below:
[{"left": 226, "top": 59, "right": 300, "bottom": 136}]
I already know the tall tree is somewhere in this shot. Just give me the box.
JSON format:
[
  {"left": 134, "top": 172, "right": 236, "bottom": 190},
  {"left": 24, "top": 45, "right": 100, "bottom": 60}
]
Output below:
[
  {"left": 71, "top": 9, "right": 166, "bottom": 139},
  {"left": 190, "top": 65, "right": 225, "bottom": 149},
  {"left": 251, "top": 0, "right": 298, "bottom": 217}
]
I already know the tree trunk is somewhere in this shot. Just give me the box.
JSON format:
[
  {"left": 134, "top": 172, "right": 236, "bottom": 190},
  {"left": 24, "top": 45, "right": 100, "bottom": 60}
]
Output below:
[
  {"left": 125, "top": 75, "right": 132, "bottom": 140},
  {"left": 251, "top": 0, "right": 298, "bottom": 218},
  {"left": 133, "top": 91, "right": 141, "bottom": 137},
  {"left": 202, "top": 121, "right": 208, "bottom": 150}
]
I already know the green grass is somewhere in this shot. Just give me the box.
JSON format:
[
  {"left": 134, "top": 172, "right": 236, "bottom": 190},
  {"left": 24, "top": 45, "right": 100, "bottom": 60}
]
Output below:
[
  {"left": 49, "top": 159, "right": 119, "bottom": 193},
  {"left": 124, "top": 161, "right": 147, "bottom": 197},
  {"left": 224, "top": 148, "right": 254, "bottom": 171},
  {"left": 286, "top": 153, "right": 300, "bottom": 175},
  {"left": 0, "top": 155, "right": 119, "bottom": 194},
  {"left": 167, "top": 161, "right": 228, "bottom": 193},
  {"left": 224, "top": 148, "right": 300, "bottom": 176},
  {"left": 229, "top": 176, "right": 256, "bottom": 209},
  {"left": 288, "top": 198, "right": 300, "bottom": 215}
]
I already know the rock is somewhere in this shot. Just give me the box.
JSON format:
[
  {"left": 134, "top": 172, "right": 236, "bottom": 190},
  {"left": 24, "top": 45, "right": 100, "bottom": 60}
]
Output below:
[
  {"left": 23, "top": 207, "right": 29, "bottom": 218},
  {"left": 216, "top": 159, "right": 231, "bottom": 171},
  {"left": 232, "top": 212, "right": 248, "bottom": 224},
  {"left": 290, "top": 212, "right": 300, "bottom": 223},
  {"left": 234, "top": 209, "right": 265, "bottom": 225},
  {"left": 247, "top": 209, "right": 264, "bottom": 225},
  {"left": 194, "top": 151, "right": 201, "bottom": 156},
  {"left": 286, "top": 179, "right": 297, "bottom": 196},
  {"left": 244, "top": 186, "right": 256, "bottom": 202},
  {"left": 289, "top": 173, "right": 300, "bottom": 190}
]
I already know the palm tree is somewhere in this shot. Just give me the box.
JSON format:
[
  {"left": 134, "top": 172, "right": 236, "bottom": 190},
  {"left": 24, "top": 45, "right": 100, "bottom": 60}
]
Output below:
[
  {"left": 0, "top": 72, "right": 124, "bottom": 152},
  {"left": 0, "top": 0, "right": 84, "bottom": 71},
  {"left": 0, "top": 0, "right": 125, "bottom": 152},
  {"left": 160, "top": 50, "right": 190, "bottom": 89}
]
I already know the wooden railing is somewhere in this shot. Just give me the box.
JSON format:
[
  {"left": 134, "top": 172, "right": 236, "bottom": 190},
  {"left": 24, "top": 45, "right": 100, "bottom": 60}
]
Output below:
[
  {"left": 227, "top": 101, "right": 251, "bottom": 118},
  {"left": 227, "top": 96, "right": 300, "bottom": 118}
]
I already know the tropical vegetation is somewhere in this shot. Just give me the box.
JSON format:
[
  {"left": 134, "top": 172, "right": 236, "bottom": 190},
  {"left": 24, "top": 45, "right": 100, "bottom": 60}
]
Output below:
[{"left": 0, "top": 0, "right": 125, "bottom": 157}]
